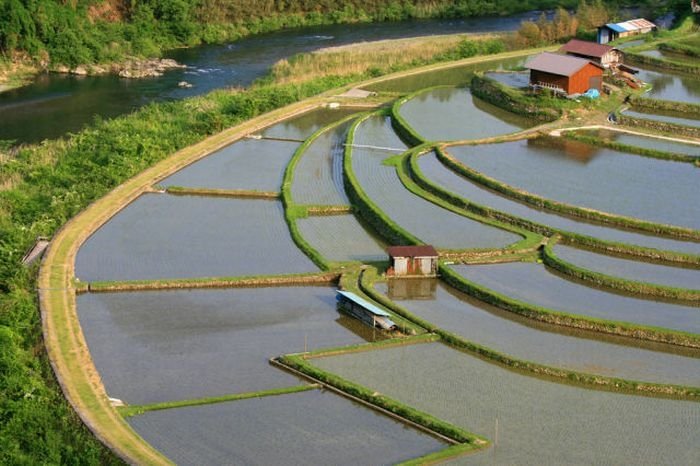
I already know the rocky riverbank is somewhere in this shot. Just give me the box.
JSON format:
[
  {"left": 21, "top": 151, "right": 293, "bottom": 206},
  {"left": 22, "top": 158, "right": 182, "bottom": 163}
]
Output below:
[{"left": 53, "top": 57, "right": 186, "bottom": 78}]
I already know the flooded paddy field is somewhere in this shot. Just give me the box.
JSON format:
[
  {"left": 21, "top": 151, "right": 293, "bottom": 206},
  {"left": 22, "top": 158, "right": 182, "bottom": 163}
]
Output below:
[
  {"left": 639, "top": 49, "right": 700, "bottom": 66},
  {"left": 418, "top": 152, "right": 700, "bottom": 255},
  {"left": 573, "top": 128, "right": 700, "bottom": 157},
  {"left": 376, "top": 282, "right": 700, "bottom": 386},
  {"left": 291, "top": 122, "right": 350, "bottom": 206},
  {"left": 297, "top": 215, "right": 387, "bottom": 263},
  {"left": 75, "top": 194, "right": 317, "bottom": 282},
  {"left": 552, "top": 244, "right": 700, "bottom": 290},
  {"left": 261, "top": 107, "right": 361, "bottom": 141},
  {"left": 636, "top": 67, "right": 700, "bottom": 104},
  {"left": 451, "top": 262, "right": 700, "bottom": 334},
  {"left": 622, "top": 108, "right": 700, "bottom": 129},
  {"left": 313, "top": 343, "right": 700, "bottom": 465},
  {"left": 398, "top": 87, "right": 534, "bottom": 141},
  {"left": 484, "top": 71, "right": 529, "bottom": 88},
  {"left": 128, "top": 389, "right": 446, "bottom": 466},
  {"left": 364, "top": 56, "right": 527, "bottom": 93},
  {"left": 160, "top": 138, "right": 298, "bottom": 192},
  {"left": 77, "top": 286, "right": 374, "bottom": 404},
  {"left": 352, "top": 116, "right": 521, "bottom": 249},
  {"left": 449, "top": 138, "right": 700, "bottom": 230}
]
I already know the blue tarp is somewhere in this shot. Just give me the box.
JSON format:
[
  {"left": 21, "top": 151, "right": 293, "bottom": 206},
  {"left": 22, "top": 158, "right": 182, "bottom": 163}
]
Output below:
[
  {"left": 605, "top": 23, "right": 627, "bottom": 33},
  {"left": 583, "top": 89, "right": 600, "bottom": 99}
]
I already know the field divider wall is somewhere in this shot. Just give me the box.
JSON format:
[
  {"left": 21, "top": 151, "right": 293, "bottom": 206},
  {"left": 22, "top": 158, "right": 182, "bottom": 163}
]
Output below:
[
  {"left": 165, "top": 186, "right": 280, "bottom": 199},
  {"left": 438, "top": 143, "right": 700, "bottom": 240},
  {"left": 617, "top": 110, "right": 700, "bottom": 140},
  {"left": 470, "top": 73, "right": 561, "bottom": 122},
  {"left": 625, "top": 51, "right": 700, "bottom": 76}
]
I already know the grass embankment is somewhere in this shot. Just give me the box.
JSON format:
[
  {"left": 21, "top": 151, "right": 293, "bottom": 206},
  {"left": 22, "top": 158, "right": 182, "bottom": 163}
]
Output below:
[
  {"left": 119, "top": 385, "right": 317, "bottom": 418},
  {"left": 561, "top": 129, "right": 700, "bottom": 164},
  {"left": 616, "top": 110, "right": 700, "bottom": 140},
  {"left": 542, "top": 238, "right": 700, "bottom": 303},
  {"left": 418, "top": 148, "right": 700, "bottom": 266},
  {"left": 435, "top": 138, "right": 700, "bottom": 241},
  {"left": 470, "top": 73, "right": 561, "bottom": 122},
  {"left": 358, "top": 267, "right": 700, "bottom": 399},
  {"left": 440, "top": 263, "right": 700, "bottom": 349},
  {"left": 390, "top": 93, "right": 429, "bottom": 145},
  {"left": 165, "top": 186, "right": 280, "bottom": 199}
]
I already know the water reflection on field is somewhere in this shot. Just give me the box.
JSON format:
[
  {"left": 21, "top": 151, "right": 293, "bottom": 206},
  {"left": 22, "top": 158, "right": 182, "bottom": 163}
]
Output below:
[
  {"left": 297, "top": 215, "right": 387, "bottom": 263},
  {"left": 574, "top": 128, "right": 700, "bottom": 157}
]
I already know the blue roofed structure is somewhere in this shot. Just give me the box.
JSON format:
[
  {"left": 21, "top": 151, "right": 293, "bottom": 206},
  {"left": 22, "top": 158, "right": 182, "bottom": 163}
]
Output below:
[{"left": 336, "top": 290, "right": 397, "bottom": 330}]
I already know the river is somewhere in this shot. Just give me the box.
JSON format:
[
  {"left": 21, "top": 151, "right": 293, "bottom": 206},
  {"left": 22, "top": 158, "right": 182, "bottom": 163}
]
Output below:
[{"left": 0, "top": 11, "right": 543, "bottom": 145}]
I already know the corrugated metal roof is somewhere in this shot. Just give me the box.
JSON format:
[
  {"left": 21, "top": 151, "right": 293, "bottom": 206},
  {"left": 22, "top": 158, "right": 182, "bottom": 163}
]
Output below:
[
  {"left": 387, "top": 245, "right": 438, "bottom": 258},
  {"left": 604, "top": 23, "right": 627, "bottom": 33},
  {"left": 560, "top": 39, "right": 615, "bottom": 58},
  {"left": 526, "top": 52, "right": 602, "bottom": 77},
  {"left": 604, "top": 18, "right": 656, "bottom": 33},
  {"left": 336, "top": 290, "right": 393, "bottom": 317}
]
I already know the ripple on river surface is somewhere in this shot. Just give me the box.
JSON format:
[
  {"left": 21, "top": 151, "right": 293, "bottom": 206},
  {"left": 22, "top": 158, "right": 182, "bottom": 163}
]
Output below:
[
  {"left": 128, "top": 389, "right": 446, "bottom": 466},
  {"left": 449, "top": 138, "right": 700, "bottom": 230},
  {"left": 376, "top": 281, "right": 700, "bottom": 386},
  {"left": 451, "top": 262, "right": 700, "bottom": 334},
  {"left": 75, "top": 194, "right": 317, "bottom": 282},
  {"left": 313, "top": 342, "right": 700, "bottom": 465},
  {"left": 77, "top": 286, "right": 373, "bottom": 404},
  {"left": 418, "top": 151, "right": 700, "bottom": 255}
]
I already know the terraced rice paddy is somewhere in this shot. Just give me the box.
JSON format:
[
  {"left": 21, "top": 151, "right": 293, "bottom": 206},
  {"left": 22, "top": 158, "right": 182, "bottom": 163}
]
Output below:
[
  {"left": 449, "top": 138, "right": 700, "bottom": 230},
  {"left": 552, "top": 244, "right": 700, "bottom": 290},
  {"left": 261, "top": 107, "right": 361, "bottom": 140},
  {"left": 417, "top": 151, "right": 700, "bottom": 255},
  {"left": 77, "top": 286, "right": 374, "bottom": 404},
  {"left": 313, "top": 343, "right": 700, "bottom": 465},
  {"left": 75, "top": 194, "right": 318, "bottom": 282},
  {"left": 622, "top": 108, "right": 700, "bottom": 128},
  {"left": 376, "top": 282, "right": 700, "bottom": 385},
  {"left": 398, "top": 87, "right": 533, "bottom": 141},
  {"left": 160, "top": 138, "right": 298, "bottom": 192},
  {"left": 639, "top": 49, "right": 700, "bottom": 65},
  {"left": 451, "top": 262, "right": 700, "bottom": 334},
  {"left": 636, "top": 67, "right": 700, "bottom": 104},
  {"left": 352, "top": 116, "right": 521, "bottom": 249},
  {"left": 128, "top": 389, "right": 446, "bottom": 466},
  {"left": 296, "top": 215, "right": 386, "bottom": 262},
  {"left": 291, "top": 122, "right": 350, "bottom": 206},
  {"left": 484, "top": 71, "right": 529, "bottom": 88},
  {"left": 573, "top": 128, "right": 700, "bottom": 157}
]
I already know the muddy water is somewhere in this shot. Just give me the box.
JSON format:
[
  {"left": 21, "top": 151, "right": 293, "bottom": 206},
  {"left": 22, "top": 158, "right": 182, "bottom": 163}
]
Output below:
[
  {"left": 398, "top": 87, "right": 533, "bottom": 141},
  {"left": 623, "top": 108, "right": 700, "bottom": 128},
  {"left": 297, "top": 215, "right": 387, "bottom": 263},
  {"left": 128, "top": 389, "right": 446, "bottom": 465},
  {"left": 449, "top": 138, "right": 700, "bottom": 230},
  {"left": 351, "top": 116, "right": 521, "bottom": 249},
  {"left": 261, "top": 107, "right": 361, "bottom": 141},
  {"left": 553, "top": 244, "right": 700, "bottom": 290},
  {"left": 291, "top": 121, "right": 351, "bottom": 206},
  {"left": 75, "top": 194, "right": 317, "bottom": 282},
  {"left": 77, "top": 286, "right": 377, "bottom": 404},
  {"left": 574, "top": 128, "right": 700, "bottom": 157},
  {"left": 364, "top": 56, "right": 527, "bottom": 93},
  {"left": 376, "top": 281, "right": 700, "bottom": 386},
  {"left": 636, "top": 67, "right": 700, "bottom": 104},
  {"left": 313, "top": 343, "right": 700, "bottom": 465},
  {"left": 451, "top": 262, "right": 700, "bottom": 334},
  {"left": 160, "top": 138, "right": 298, "bottom": 192},
  {"left": 418, "top": 152, "right": 700, "bottom": 255}
]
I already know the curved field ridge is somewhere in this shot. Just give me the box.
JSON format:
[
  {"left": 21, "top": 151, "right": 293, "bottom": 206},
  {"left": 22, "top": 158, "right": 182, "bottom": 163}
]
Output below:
[
  {"left": 313, "top": 343, "right": 700, "bottom": 466},
  {"left": 448, "top": 138, "right": 700, "bottom": 232},
  {"left": 416, "top": 150, "right": 700, "bottom": 257},
  {"left": 374, "top": 281, "right": 700, "bottom": 387},
  {"left": 349, "top": 114, "right": 521, "bottom": 250},
  {"left": 296, "top": 215, "right": 387, "bottom": 263},
  {"left": 451, "top": 262, "right": 700, "bottom": 335},
  {"left": 75, "top": 194, "right": 318, "bottom": 282}
]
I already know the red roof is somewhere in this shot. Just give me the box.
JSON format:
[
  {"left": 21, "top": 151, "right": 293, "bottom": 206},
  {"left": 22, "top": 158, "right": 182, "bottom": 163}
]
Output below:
[
  {"left": 387, "top": 245, "right": 438, "bottom": 258},
  {"left": 560, "top": 39, "right": 616, "bottom": 59},
  {"left": 526, "top": 52, "right": 603, "bottom": 77}
]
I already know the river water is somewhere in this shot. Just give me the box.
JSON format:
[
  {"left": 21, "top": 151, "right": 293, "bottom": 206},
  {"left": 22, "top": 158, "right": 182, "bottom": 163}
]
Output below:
[{"left": 0, "top": 12, "right": 542, "bottom": 144}]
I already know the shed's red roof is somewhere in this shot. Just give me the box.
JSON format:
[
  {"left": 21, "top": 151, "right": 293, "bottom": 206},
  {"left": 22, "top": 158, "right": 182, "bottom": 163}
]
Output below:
[
  {"left": 387, "top": 245, "right": 438, "bottom": 258},
  {"left": 560, "top": 39, "right": 616, "bottom": 58},
  {"left": 526, "top": 52, "right": 603, "bottom": 77}
]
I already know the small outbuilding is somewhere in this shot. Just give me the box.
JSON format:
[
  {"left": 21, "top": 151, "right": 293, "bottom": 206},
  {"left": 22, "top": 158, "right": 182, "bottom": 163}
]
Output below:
[
  {"left": 336, "top": 290, "right": 397, "bottom": 330},
  {"left": 526, "top": 52, "right": 604, "bottom": 95},
  {"left": 597, "top": 18, "right": 657, "bottom": 44},
  {"left": 559, "top": 39, "right": 622, "bottom": 68},
  {"left": 387, "top": 245, "right": 438, "bottom": 277}
]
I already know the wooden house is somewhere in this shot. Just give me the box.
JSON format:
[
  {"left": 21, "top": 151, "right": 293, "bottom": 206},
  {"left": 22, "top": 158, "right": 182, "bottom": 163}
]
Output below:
[
  {"left": 387, "top": 245, "right": 438, "bottom": 277},
  {"left": 597, "top": 18, "right": 657, "bottom": 44},
  {"left": 559, "top": 39, "right": 622, "bottom": 68},
  {"left": 336, "top": 290, "right": 396, "bottom": 330},
  {"left": 526, "top": 52, "right": 604, "bottom": 95}
]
